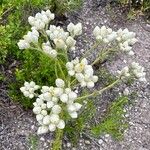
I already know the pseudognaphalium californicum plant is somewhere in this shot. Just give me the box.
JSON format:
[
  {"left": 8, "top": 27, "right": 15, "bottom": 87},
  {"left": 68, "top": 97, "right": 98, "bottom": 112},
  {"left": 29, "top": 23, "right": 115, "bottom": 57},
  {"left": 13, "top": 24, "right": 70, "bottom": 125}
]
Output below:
[{"left": 18, "top": 10, "right": 146, "bottom": 136}]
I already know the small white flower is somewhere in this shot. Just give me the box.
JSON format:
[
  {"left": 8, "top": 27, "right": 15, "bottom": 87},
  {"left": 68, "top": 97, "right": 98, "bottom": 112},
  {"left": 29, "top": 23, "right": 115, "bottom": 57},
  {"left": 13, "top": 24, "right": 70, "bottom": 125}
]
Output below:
[
  {"left": 60, "top": 94, "right": 68, "bottom": 103},
  {"left": 37, "top": 126, "right": 49, "bottom": 135},
  {"left": 54, "top": 38, "right": 67, "bottom": 49},
  {"left": 41, "top": 110, "right": 47, "bottom": 116},
  {"left": 57, "top": 120, "right": 65, "bottom": 129},
  {"left": 33, "top": 107, "right": 42, "bottom": 115},
  {"left": 17, "top": 40, "right": 30, "bottom": 49},
  {"left": 66, "top": 36, "right": 76, "bottom": 49},
  {"left": 55, "top": 78, "right": 65, "bottom": 88},
  {"left": 36, "top": 114, "right": 44, "bottom": 122},
  {"left": 47, "top": 101, "right": 55, "bottom": 109},
  {"left": 20, "top": 81, "right": 39, "bottom": 99},
  {"left": 50, "top": 114, "right": 60, "bottom": 124},
  {"left": 49, "top": 123, "right": 56, "bottom": 132},
  {"left": 67, "top": 22, "right": 82, "bottom": 37},
  {"left": 51, "top": 105, "right": 62, "bottom": 114},
  {"left": 43, "top": 115, "right": 51, "bottom": 125}
]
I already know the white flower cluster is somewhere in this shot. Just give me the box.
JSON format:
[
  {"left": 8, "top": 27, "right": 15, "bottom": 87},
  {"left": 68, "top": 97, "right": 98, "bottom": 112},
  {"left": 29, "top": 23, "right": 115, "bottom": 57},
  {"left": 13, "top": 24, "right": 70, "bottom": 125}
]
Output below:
[
  {"left": 17, "top": 29, "right": 39, "bottom": 49},
  {"left": 22, "top": 79, "right": 82, "bottom": 134},
  {"left": 28, "top": 10, "right": 55, "bottom": 30},
  {"left": 117, "top": 28, "right": 137, "bottom": 56},
  {"left": 42, "top": 41, "right": 57, "bottom": 58},
  {"left": 66, "top": 58, "right": 98, "bottom": 88},
  {"left": 17, "top": 9, "right": 83, "bottom": 60},
  {"left": 67, "top": 23, "right": 82, "bottom": 37},
  {"left": 20, "top": 81, "right": 40, "bottom": 99},
  {"left": 118, "top": 62, "right": 146, "bottom": 82},
  {"left": 131, "top": 62, "right": 146, "bottom": 82},
  {"left": 93, "top": 26, "right": 117, "bottom": 43},
  {"left": 46, "top": 23, "right": 82, "bottom": 51},
  {"left": 93, "top": 26, "right": 137, "bottom": 56}
]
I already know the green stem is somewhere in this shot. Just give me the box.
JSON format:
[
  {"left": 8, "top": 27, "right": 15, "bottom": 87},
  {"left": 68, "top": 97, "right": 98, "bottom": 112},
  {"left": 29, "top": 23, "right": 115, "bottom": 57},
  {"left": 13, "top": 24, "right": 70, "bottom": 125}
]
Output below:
[
  {"left": 82, "top": 41, "right": 101, "bottom": 58},
  {"left": 77, "top": 78, "right": 120, "bottom": 101},
  {"left": 55, "top": 60, "right": 59, "bottom": 78},
  {"left": 57, "top": 59, "right": 66, "bottom": 80},
  {"left": 52, "top": 129, "right": 63, "bottom": 150}
]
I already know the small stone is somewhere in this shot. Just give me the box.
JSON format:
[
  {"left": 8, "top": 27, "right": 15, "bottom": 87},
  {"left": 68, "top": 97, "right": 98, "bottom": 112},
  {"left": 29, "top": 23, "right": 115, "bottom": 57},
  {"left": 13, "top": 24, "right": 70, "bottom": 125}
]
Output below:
[
  {"left": 40, "top": 137, "right": 45, "bottom": 141},
  {"left": 85, "top": 140, "right": 90, "bottom": 145},
  {"left": 67, "top": 142, "right": 71, "bottom": 148},
  {"left": 105, "top": 134, "right": 110, "bottom": 138},
  {"left": 98, "top": 139, "right": 103, "bottom": 144}
]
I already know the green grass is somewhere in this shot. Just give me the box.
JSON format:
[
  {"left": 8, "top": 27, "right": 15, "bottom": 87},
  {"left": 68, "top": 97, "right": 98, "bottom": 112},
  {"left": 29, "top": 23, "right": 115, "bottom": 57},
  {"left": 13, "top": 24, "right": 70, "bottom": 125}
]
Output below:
[
  {"left": 28, "top": 134, "right": 38, "bottom": 150},
  {"left": 91, "top": 96, "right": 129, "bottom": 140}
]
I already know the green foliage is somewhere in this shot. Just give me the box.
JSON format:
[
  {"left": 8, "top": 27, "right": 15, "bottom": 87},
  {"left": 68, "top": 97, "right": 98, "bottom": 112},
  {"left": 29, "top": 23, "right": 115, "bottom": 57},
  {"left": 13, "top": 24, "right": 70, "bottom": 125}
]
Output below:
[
  {"left": 97, "top": 67, "right": 117, "bottom": 86},
  {"left": 65, "top": 98, "right": 96, "bottom": 145},
  {"left": 0, "top": 25, "right": 11, "bottom": 64},
  {"left": 51, "top": 0, "right": 83, "bottom": 15},
  {"left": 0, "top": 0, "right": 81, "bottom": 107},
  {"left": 28, "top": 134, "right": 38, "bottom": 150},
  {"left": 91, "top": 96, "right": 129, "bottom": 140},
  {"left": 9, "top": 49, "right": 67, "bottom": 108}
]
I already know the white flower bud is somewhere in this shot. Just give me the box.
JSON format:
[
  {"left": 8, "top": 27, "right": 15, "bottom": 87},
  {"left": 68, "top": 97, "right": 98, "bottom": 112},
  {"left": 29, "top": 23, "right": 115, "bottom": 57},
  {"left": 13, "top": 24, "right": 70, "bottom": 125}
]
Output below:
[
  {"left": 87, "top": 81, "right": 94, "bottom": 88},
  {"left": 36, "top": 114, "right": 44, "bottom": 121},
  {"left": 49, "top": 123, "right": 56, "bottom": 132},
  {"left": 37, "top": 126, "right": 49, "bottom": 135},
  {"left": 68, "top": 92, "right": 77, "bottom": 101},
  {"left": 66, "top": 36, "right": 76, "bottom": 48},
  {"left": 60, "top": 94, "right": 68, "bottom": 103},
  {"left": 47, "top": 101, "right": 54, "bottom": 109},
  {"left": 41, "top": 110, "right": 47, "bottom": 116},
  {"left": 57, "top": 120, "right": 65, "bottom": 129},
  {"left": 93, "top": 26, "right": 101, "bottom": 37},
  {"left": 52, "top": 105, "right": 62, "bottom": 114},
  {"left": 55, "top": 78, "right": 65, "bottom": 88},
  {"left": 74, "top": 103, "right": 82, "bottom": 111},
  {"left": 69, "top": 111, "right": 78, "bottom": 118},
  {"left": 50, "top": 114, "right": 60, "bottom": 124},
  {"left": 68, "top": 70, "right": 75, "bottom": 76},
  {"left": 43, "top": 115, "right": 51, "bottom": 125},
  {"left": 54, "top": 39, "right": 66, "bottom": 49},
  {"left": 17, "top": 40, "right": 30, "bottom": 49},
  {"left": 33, "top": 107, "right": 41, "bottom": 114},
  {"left": 92, "top": 75, "right": 98, "bottom": 82}
]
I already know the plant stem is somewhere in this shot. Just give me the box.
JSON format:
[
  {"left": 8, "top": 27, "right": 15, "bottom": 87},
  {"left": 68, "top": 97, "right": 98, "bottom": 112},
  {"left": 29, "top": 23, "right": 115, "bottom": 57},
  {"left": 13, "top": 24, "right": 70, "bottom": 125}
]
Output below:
[
  {"left": 82, "top": 41, "right": 101, "bottom": 58},
  {"left": 57, "top": 59, "right": 66, "bottom": 80},
  {"left": 77, "top": 78, "right": 120, "bottom": 101},
  {"left": 52, "top": 129, "right": 63, "bottom": 150}
]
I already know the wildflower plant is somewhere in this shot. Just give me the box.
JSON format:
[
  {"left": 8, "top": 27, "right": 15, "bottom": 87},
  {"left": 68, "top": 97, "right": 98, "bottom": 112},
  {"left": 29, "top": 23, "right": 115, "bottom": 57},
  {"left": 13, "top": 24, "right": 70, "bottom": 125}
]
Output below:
[{"left": 18, "top": 9, "right": 146, "bottom": 149}]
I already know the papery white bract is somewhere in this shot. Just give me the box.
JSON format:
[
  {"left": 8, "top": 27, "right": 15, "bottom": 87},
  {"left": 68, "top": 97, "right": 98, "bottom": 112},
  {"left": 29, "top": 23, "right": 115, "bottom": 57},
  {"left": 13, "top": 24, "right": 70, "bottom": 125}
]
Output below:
[
  {"left": 66, "top": 58, "right": 98, "bottom": 88},
  {"left": 67, "top": 22, "right": 82, "bottom": 37},
  {"left": 20, "top": 81, "right": 39, "bottom": 98}
]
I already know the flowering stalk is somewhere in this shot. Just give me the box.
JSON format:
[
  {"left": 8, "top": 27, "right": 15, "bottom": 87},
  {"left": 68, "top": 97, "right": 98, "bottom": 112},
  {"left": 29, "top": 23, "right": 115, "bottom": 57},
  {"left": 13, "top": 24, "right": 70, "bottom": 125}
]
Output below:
[
  {"left": 77, "top": 78, "right": 120, "bottom": 101},
  {"left": 17, "top": 9, "right": 147, "bottom": 150}
]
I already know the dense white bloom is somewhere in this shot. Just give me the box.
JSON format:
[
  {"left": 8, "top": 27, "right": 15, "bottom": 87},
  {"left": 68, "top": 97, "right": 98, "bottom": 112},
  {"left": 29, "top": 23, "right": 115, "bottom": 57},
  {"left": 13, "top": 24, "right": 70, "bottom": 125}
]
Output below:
[
  {"left": 55, "top": 78, "right": 65, "bottom": 88},
  {"left": 37, "top": 126, "right": 49, "bottom": 134},
  {"left": 17, "top": 40, "right": 30, "bottom": 49},
  {"left": 66, "top": 58, "right": 98, "bottom": 88},
  {"left": 28, "top": 10, "right": 55, "bottom": 30},
  {"left": 67, "top": 23, "right": 82, "bottom": 37},
  {"left": 93, "top": 26, "right": 117, "bottom": 43},
  {"left": 42, "top": 42, "right": 57, "bottom": 58},
  {"left": 18, "top": 29, "right": 39, "bottom": 50},
  {"left": 54, "top": 38, "right": 67, "bottom": 49},
  {"left": 20, "top": 81, "right": 39, "bottom": 98},
  {"left": 131, "top": 62, "right": 146, "bottom": 82},
  {"left": 117, "top": 66, "right": 130, "bottom": 78},
  {"left": 67, "top": 103, "right": 82, "bottom": 118}
]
